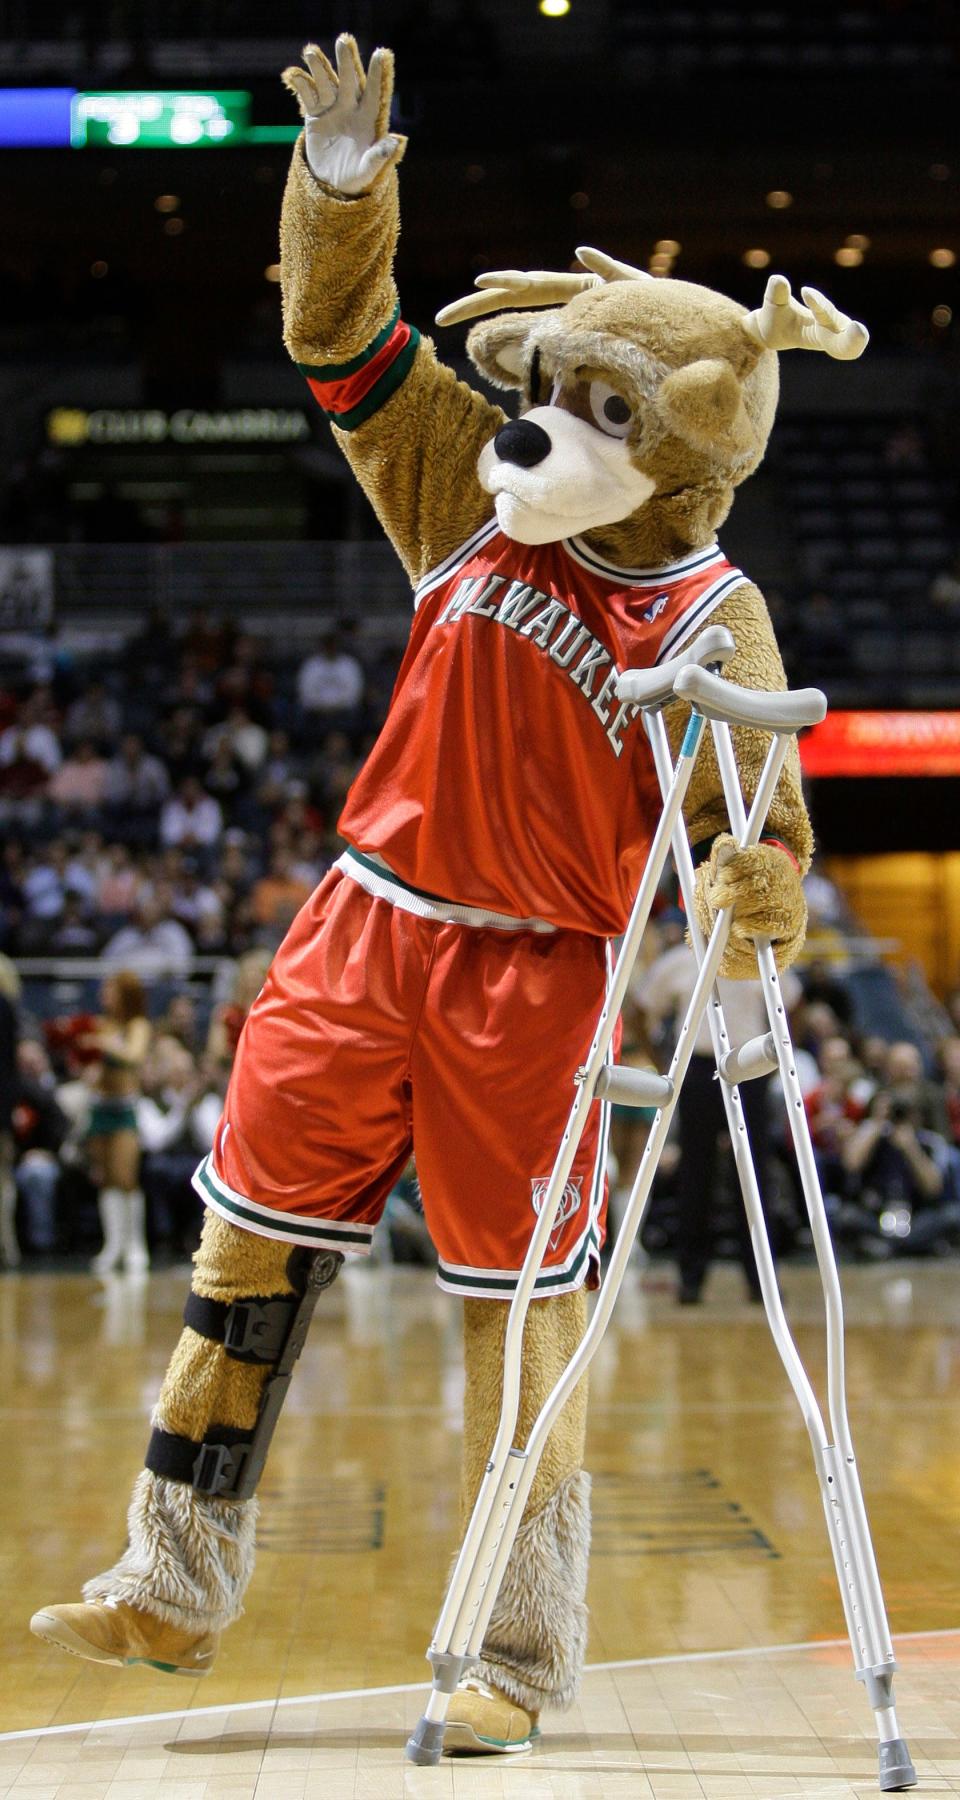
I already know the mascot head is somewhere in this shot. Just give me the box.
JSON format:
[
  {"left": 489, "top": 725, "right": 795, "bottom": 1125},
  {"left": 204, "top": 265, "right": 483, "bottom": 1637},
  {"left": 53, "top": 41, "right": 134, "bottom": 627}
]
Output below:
[{"left": 438, "top": 254, "right": 867, "bottom": 550}]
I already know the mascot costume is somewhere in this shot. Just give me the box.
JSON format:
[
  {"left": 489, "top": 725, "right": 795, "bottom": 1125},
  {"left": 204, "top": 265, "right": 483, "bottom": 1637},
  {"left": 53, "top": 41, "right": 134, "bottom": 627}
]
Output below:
[{"left": 32, "top": 35, "right": 866, "bottom": 1757}]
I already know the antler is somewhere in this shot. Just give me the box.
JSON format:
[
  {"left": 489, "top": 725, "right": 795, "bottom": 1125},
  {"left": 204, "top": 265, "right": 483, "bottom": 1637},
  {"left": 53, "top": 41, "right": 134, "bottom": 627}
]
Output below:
[
  {"left": 435, "top": 268, "right": 601, "bottom": 329},
  {"left": 743, "top": 274, "right": 869, "bottom": 360},
  {"left": 575, "top": 246, "right": 652, "bottom": 283},
  {"left": 435, "top": 243, "right": 656, "bottom": 328}
]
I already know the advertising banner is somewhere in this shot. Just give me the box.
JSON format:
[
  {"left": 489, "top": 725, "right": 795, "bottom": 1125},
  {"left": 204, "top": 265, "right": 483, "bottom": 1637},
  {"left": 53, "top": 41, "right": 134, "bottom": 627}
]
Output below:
[{"left": 800, "top": 711, "right": 960, "bottom": 778}]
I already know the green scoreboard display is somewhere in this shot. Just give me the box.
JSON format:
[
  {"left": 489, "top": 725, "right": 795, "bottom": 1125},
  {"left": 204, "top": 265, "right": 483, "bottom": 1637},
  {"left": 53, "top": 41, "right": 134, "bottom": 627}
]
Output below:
[
  {"left": 0, "top": 89, "right": 301, "bottom": 148},
  {"left": 70, "top": 90, "right": 252, "bottom": 148}
]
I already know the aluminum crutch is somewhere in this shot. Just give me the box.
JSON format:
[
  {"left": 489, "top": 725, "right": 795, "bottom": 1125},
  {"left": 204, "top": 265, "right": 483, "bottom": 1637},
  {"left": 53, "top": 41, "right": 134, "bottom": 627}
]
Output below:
[
  {"left": 666, "top": 663, "right": 916, "bottom": 1792},
  {"left": 404, "top": 624, "right": 732, "bottom": 1764},
  {"left": 406, "top": 635, "right": 809, "bottom": 1765}
]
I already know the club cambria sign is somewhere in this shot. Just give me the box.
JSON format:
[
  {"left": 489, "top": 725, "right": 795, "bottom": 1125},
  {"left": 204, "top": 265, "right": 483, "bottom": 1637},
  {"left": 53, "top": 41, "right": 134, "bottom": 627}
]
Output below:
[{"left": 46, "top": 407, "right": 312, "bottom": 447}]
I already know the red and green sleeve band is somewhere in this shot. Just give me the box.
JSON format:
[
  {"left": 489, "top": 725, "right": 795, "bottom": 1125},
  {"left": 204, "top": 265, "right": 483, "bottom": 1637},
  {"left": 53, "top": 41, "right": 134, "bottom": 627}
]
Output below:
[{"left": 297, "top": 305, "right": 421, "bottom": 432}]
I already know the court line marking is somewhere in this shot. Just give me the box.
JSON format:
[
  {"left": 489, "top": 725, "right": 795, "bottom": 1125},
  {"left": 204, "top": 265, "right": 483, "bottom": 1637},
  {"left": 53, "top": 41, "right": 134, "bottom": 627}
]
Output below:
[{"left": 5, "top": 1627, "right": 958, "bottom": 1745}]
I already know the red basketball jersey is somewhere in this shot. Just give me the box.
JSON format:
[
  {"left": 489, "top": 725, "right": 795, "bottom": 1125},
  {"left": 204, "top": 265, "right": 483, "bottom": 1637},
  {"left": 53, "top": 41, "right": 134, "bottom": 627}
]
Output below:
[{"left": 339, "top": 523, "right": 747, "bottom": 936}]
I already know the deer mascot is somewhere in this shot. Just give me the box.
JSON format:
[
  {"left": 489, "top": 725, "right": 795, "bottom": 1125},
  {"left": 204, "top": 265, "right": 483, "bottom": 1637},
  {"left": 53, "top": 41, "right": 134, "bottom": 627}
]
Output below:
[{"left": 32, "top": 34, "right": 866, "bottom": 1760}]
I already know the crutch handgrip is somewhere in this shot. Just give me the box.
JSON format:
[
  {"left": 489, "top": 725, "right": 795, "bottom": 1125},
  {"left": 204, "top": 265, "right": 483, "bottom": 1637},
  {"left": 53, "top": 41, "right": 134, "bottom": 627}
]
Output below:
[
  {"left": 594, "top": 1066, "right": 674, "bottom": 1108},
  {"left": 616, "top": 624, "right": 736, "bottom": 708},
  {"left": 673, "top": 665, "right": 827, "bottom": 732},
  {"left": 718, "top": 1032, "right": 779, "bottom": 1084}
]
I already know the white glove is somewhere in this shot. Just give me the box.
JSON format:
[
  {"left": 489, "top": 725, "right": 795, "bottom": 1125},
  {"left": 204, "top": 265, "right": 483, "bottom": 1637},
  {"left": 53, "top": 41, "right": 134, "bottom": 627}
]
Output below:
[{"left": 282, "top": 33, "right": 406, "bottom": 196}]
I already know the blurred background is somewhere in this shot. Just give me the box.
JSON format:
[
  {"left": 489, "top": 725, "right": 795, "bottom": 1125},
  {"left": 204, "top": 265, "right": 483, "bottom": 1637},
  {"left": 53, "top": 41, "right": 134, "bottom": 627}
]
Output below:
[{"left": 0, "top": 0, "right": 959, "bottom": 1277}]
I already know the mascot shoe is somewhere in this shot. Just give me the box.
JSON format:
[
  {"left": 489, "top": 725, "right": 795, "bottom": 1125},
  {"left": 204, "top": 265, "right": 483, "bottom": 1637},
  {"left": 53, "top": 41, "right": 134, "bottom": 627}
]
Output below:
[
  {"left": 443, "top": 1675, "right": 540, "bottom": 1755},
  {"left": 29, "top": 1598, "right": 219, "bottom": 1676}
]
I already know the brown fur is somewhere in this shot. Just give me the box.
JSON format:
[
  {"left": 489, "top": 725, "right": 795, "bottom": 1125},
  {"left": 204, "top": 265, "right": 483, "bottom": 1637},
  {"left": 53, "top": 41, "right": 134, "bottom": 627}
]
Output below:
[
  {"left": 83, "top": 1470, "right": 256, "bottom": 1632},
  {"left": 671, "top": 582, "right": 814, "bottom": 873},
  {"left": 462, "top": 1293, "right": 590, "bottom": 1709},
  {"left": 693, "top": 835, "right": 808, "bottom": 978},
  {"left": 154, "top": 1211, "right": 294, "bottom": 1443},
  {"left": 81, "top": 1213, "right": 297, "bottom": 1631},
  {"left": 278, "top": 142, "right": 811, "bottom": 890},
  {"left": 475, "top": 1470, "right": 591, "bottom": 1712},
  {"left": 280, "top": 148, "right": 500, "bottom": 580},
  {"left": 461, "top": 1292, "right": 588, "bottom": 1525}
]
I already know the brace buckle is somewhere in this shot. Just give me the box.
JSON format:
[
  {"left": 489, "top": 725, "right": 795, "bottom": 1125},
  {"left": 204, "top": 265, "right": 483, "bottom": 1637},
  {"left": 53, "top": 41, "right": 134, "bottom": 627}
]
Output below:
[
  {"left": 223, "top": 1297, "right": 295, "bottom": 1363},
  {"left": 192, "top": 1439, "right": 250, "bottom": 1497}
]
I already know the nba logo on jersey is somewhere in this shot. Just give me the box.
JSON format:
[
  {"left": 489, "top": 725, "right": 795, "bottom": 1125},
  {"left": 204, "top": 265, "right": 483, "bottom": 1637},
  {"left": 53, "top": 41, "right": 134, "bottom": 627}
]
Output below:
[
  {"left": 531, "top": 1176, "right": 583, "bottom": 1250},
  {"left": 643, "top": 592, "right": 670, "bottom": 623}
]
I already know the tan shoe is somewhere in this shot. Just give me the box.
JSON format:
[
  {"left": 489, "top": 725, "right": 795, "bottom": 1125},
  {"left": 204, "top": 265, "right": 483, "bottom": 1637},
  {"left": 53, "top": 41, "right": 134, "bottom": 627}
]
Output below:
[
  {"left": 30, "top": 1598, "right": 219, "bottom": 1677},
  {"left": 443, "top": 1675, "right": 540, "bottom": 1755}
]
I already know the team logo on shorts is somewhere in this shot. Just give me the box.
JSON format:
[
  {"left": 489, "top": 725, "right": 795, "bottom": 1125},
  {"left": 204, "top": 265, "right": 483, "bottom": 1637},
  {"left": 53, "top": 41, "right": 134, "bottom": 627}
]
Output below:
[{"left": 530, "top": 1176, "right": 583, "bottom": 1251}]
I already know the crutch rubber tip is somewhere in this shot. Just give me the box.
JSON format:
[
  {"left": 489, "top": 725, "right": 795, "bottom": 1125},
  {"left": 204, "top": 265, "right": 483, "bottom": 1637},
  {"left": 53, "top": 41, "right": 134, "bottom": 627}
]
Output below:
[
  {"left": 878, "top": 1738, "right": 917, "bottom": 1790},
  {"left": 405, "top": 1718, "right": 446, "bottom": 1765}
]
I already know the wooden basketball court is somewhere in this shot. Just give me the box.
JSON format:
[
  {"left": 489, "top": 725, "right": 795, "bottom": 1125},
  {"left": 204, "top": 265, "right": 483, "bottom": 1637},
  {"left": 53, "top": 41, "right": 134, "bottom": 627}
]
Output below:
[{"left": 3, "top": 1259, "right": 959, "bottom": 1796}]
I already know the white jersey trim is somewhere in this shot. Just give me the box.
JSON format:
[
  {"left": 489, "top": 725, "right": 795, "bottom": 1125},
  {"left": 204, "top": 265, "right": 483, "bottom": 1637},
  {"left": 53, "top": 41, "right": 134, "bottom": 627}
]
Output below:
[
  {"left": 193, "top": 1154, "right": 376, "bottom": 1255},
  {"left": 655, "top": 570, "right": 748, "bottom": 664},
  {"left": 337, "top": 847, "right": 557, "bottom": 935},
  {"left": 413, "top": 517, "right": 501, "bottom": 610},
  {"left": 563, "top": 536, "right": 725, "bottom": 587}
]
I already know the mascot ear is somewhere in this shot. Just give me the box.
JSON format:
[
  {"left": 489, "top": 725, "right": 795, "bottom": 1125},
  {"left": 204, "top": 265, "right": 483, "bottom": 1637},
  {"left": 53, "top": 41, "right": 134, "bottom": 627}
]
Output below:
[
  {"left": 655, "top": 359, "right": 757, "bottom": 459},
  {"left": 465, "top": 312, "right": 540, "bottom": 392}
]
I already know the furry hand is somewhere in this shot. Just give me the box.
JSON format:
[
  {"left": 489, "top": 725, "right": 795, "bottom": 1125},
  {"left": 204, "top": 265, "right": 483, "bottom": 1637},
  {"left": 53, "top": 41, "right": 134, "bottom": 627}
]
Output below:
[
  {"left": 282, "top": 34, "right": 406, "bottom": 195},
  {"left": 692, "top": 834, "right": 807, "bottom": 980}
]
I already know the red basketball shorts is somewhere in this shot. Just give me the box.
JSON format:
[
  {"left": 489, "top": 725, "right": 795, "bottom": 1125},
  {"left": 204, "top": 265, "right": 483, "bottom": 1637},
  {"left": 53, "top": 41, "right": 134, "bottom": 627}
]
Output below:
[{"left": 193, "top": 855, "right": 613, "bottom": 1299}]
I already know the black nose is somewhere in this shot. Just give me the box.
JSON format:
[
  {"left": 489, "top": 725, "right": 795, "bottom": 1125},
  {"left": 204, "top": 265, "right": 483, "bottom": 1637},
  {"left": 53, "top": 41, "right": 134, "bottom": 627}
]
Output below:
[{"left": 493, "top": 419, "right": 552, "bottom": 469}]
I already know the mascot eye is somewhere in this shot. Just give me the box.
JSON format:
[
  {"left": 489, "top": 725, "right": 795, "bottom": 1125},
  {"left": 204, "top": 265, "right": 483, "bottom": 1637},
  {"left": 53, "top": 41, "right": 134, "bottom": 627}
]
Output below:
[{"left": 589, "top": 380, "right": 634, "bottom": 438}]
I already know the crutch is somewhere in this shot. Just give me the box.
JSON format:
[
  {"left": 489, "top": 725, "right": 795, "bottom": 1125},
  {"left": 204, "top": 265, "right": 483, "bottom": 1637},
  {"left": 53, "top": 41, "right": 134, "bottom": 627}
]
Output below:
[
  {"left": 408, "top": 643, "right": 915, "bottom": 1790},
  {"left": 654, "top": 660, "right": 914, "bottom": 1791},
  {"left": 405, "top": 625, "right": 812, "bottom": 1764}
]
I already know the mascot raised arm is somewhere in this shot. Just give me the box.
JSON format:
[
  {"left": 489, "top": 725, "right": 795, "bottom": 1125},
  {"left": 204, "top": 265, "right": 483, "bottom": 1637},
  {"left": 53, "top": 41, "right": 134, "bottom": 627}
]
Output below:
[{"left": 32, "top": 33, "right": 865, "bottom": 1759}]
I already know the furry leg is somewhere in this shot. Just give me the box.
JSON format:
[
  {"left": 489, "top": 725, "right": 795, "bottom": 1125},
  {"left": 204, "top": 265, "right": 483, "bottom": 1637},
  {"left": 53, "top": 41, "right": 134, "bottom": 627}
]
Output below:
[
  {"left": 83, "top": 1211, "right": 294, "bottom": 1632},
  {"left": 461, "top": 1290, "right": 590, "bottom": 1713}
]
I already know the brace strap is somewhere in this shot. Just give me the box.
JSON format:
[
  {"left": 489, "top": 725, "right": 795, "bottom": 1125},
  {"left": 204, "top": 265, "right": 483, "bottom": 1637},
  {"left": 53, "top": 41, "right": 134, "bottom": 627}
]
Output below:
[
  {"left": 145, "top": 1424, "right": 254, "bottom": 1498},
  {"left": 183, "top": 1291, "right": 298, "bottom": 1364},
  {"left": 145, "top": 1248, "right": 345, "bottom": 1502}
]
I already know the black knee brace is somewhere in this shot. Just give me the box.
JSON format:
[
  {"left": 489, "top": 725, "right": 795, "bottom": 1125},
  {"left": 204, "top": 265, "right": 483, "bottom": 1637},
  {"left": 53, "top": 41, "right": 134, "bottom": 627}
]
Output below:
[{"left": 145, "top": 1247, "right": 343, "bottom": 1501}]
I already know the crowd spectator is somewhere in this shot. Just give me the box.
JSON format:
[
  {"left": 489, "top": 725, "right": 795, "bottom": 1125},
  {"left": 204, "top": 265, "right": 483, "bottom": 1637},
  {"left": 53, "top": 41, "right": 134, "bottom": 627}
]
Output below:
[
  {"left": 203, "top": 706, "right": 268, "bottom": 776},
  {"left": 805, "top": 1036, "right": 870, "bottom": 1195},
  {"left": 168, "top": 858, "right": 223, "bottom": 937},
  {"left": 840, "top": 1089, "right": 959, "bottom": 1256},
  {"left": 154, "top": 993, "right": 200, "bottom": 1054},
  {"left": 97, "top": 844, "right": 142, "bottom": 916},
  {"left": 47, "top": 896, "right": 100, "bottom": 955},
  {"left": 297, "top": 630, "right": 365, "bottom": 718},
  {"left": 206, "top": 946, "right": 272, "bottom": 1071},
  {"left": 159, "top": 776, "right": 223, "bottom": 851},
  {"left": 48, "top": 741, "right": 109, "bottom": 813},
  {"left": 137, "top": 1037, "right": 216, "bottom": 1255},
  {"left": 635, "top": 932, "right": 801, "bottom": 1303},
  {"left": 0, "top": 687, "right": 61, "bottom": 781},
  {"left": 103, "top": 895, "right": 194, "bottom": 978},
  {"left": 11, "top": 1039, "right": 69, "bottom": 1254},
  {"left": 880, "top": 1039, "right": 948, "bottom": 1137},
  {"left": 104, "top": 734, "right": 170, "bottom": 812},
  {"left": 251, "top": 847, "right": 313, "bottom": 928}
]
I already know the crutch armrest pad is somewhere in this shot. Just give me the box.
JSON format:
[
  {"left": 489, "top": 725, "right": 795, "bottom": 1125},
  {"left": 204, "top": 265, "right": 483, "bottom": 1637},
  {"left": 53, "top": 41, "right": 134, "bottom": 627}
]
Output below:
[
  {"left": 674, "top": 666, "right": 827, "bottom": 733},
  {"left": 616, "top": 624, "right": 736, "bottom": 709}
]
